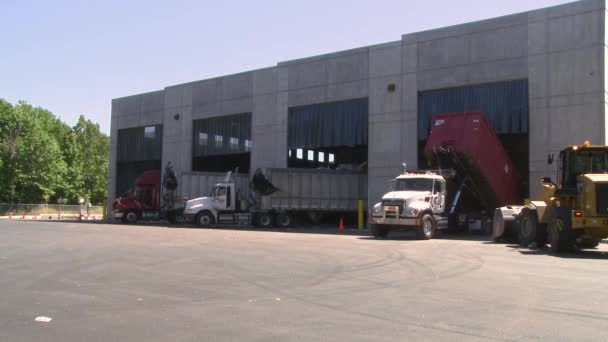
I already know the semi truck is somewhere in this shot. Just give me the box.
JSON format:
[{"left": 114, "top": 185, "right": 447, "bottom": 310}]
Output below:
[
  {"left": 369, "top": 112, "right": 523, "bottom": 239},
  {"left": 111, "top": 164, "right": 249, "bottom": 224},
  {"left": 183, "top": 168, "right": 367, "bottom": 227}
]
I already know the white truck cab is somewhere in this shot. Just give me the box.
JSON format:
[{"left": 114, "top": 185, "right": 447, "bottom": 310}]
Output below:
[
  {"left": 183, "top": 181, "right": 248, "bottom": 226},
  {"left": 370, "top": 172, "right": 447, "bottom": 239}
]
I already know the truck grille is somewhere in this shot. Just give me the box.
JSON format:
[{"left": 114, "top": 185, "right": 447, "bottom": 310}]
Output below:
[
  {"left": 596, "top": 184, "right": 608, "bottom": 216},
  {"left": 383, "top": 200, "right": 404, "bottom": 208}
]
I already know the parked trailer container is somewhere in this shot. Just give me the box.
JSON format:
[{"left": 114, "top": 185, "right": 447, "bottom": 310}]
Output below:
[{"left": 257, "top": 168, "right": 366, "bottom": 211}]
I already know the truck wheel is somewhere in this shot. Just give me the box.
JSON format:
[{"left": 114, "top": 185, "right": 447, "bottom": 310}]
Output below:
[
  {"left": 549, "top": 208, "right": 574, "bottom": 253},
  {"left": 196, "top": 211, "right": 214, "bottom": 228},
  {"left": 370, "top": 224, "right": 389, "bottom": 238},
  {"left": 276, "top": 212, "right": 292, "bottom": 228},
  {"left": 416, "top": 214, "right": 435, "bottom": 240},
  {"left": 518, "top": 209, "right": 538, "bottom": 248},
  {"left": 123, "top": 211, "right": 138, "bottom": 224},
  {"left": 578, "top": 237, "right": 600, "bottom": 249},
  {"left": 492, "top": 209, "right": 506, "bottom": 242},
  {"left": 256, "top": 212, "right": 274, "bottom": 228},
  {"left": 168, "top": 210, "right": 185, "bottom": 225}
]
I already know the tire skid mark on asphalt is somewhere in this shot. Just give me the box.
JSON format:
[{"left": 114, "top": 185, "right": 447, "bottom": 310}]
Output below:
[
  {"left": 533, "top": 307, "right": 608, "bottom": 322},
  {"left": 221, "top": 244, "right": 515, "bottom": 342},
  {"left": 306, "top": 247, "right": 407, "bottom": 287},
  {"left": 227, "top": 266, "right": 515, "bottom": 342}
]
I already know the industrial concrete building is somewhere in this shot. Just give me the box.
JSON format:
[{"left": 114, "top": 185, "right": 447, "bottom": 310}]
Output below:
[{"left": 107, "top": 0, "right": 608, "bottom": 216}]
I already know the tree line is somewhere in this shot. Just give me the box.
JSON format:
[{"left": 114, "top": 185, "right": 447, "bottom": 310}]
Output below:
[{"left": 0, "top": 99, "right": 109, "bottom": 205}]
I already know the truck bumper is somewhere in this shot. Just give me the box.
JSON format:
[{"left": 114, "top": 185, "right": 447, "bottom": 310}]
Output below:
[
  {"left": 184, "top": 213, "right": 196, "bottom": 223},
  {"left": 112, "top": 211, "right": 123, "bottom": 219},
  {"left": 370, "top": 216, "right": 418, "bottom": 226}
]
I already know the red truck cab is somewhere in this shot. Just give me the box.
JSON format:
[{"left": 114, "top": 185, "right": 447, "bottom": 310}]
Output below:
[{"left": 112, "top": 170, "right": 161, "bottom": 223}]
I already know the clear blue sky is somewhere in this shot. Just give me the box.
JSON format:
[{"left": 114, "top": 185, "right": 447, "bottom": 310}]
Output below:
[{"left": 0, "top": 0, "right": 572, "bottom": 133}]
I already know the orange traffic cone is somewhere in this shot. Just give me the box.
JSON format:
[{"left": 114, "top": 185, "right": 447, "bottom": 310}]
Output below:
[
  {"left": 339, "top": 217, "right": 345, "bottom": 231},
  {"left": 22, "top": 212, "right": 26, "bottom": 219},
  {"left": 8, "top": 212, "right": 12, "bottom": 220}
]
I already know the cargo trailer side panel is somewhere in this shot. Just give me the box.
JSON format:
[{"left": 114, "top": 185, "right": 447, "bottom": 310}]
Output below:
[{"left": 258, "top": 168, "right": 366, "bottom": 211}]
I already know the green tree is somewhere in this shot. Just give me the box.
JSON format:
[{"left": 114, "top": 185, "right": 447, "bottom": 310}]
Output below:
[
  {"left": 0, "top": 99, "right": 109, "bottom": 205},
  {"left": 0, "top": 100, "right": 34, "bottom": 202},
  {"left": 68, "top": 116, "right": 109, "bottom": 205}
]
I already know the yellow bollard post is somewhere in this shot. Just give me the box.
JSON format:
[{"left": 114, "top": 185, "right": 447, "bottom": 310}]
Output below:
[
  {"left": 358, "top": 200, "right": 364, "bottom": 230},
  {"left": 102, "top": 205, "right": 107, "bottom": 221}
]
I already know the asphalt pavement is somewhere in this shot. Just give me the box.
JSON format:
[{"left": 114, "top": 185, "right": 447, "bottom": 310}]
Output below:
[{"left": 1, "top": 220, "right": 608, "bottom": 341}]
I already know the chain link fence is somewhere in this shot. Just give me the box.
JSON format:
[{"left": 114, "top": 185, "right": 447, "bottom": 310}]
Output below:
[{"left": 0, "top": 203, "right": 105, "bottom": 218}]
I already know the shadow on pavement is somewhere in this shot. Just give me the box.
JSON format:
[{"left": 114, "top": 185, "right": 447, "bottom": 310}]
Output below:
[
  {"left": 127, "top": 221, "right": 370, "bottom": 236},
  {"left": 358, "top": 231, "right": 492, "bottom": 242},
  {"left": 506, "top": 244, "right": 608, "bottom": 260}
]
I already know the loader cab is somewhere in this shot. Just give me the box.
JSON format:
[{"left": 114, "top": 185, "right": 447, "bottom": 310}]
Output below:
[
  {"left": 210, "top": 183, "right": 236, "bottom": 211},
  {"left": 557, "top": 144, "right": 608, "bottom": 189}
]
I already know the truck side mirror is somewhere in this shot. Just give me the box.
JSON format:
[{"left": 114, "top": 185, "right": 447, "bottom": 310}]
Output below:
[{"left": 547, "top": 153, "right": 554, "bottom": 165}]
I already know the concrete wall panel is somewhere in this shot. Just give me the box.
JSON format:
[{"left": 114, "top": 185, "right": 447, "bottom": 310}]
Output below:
[
  {"left": 252, "top": 94, "right": 277, "bottom": 127},
  {"left": 549, "top": 10, "right": 603, "bottom": 52},
  {"left": 369, "top": 43, "right": 402, "bottom": 78},
  {"left": 528, "top": 21, "right": 549, "bottom": 55},
  {"left": 220, "top": 97, "right": 253, "bottom": 116},
  {"left": 288, "top": 86, "right": 327, "bottom": 107},
  {"left": 221, "top": 73, "right": 253, "bottom": 100},
  {"left": 417, "top": 66, "right": 468, "bottom": 91},
  {"left": 418, "top": 35, "right": 470, "bottom": 70},
  {"left": 192, "top": 79, "right": 221, "bottom": 105},
  {"left": 253, "top": 68, "right": 277, "bottom": 95},
  {"left": 192, "top": 102, "right": 221, "bottom": 119},
  {"left": 327, "top": 52, "right": 368, "bottom": 84},
  {"left": 549, "top": 47, "right": 602, "bottom": 96},
  {"left": 470, "top": 25, "right": 527, "bottom": 63},
  {"left": 327, "top": 79, "right": 368, "bottom": 102},
  {"left": 288, "top": 60, "right": 327, "bottom": 89},
  {"left": 468, "top": 57, "right": 528, "bottom": 84},
  {"left": 402, "top": 43, "right": 418, "bottom": 74},
  {"left": 369, "top": 75, "right": 401, "bottom": 114}
]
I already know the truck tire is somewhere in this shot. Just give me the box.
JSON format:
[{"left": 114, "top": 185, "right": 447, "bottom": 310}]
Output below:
[
  {"left": 168, "top": 210, "right": 185, "bottom": 225},
  {"left": 578, "top": 237, "right": 600, "bottom": 249},
  {"left": 370, "top": 224, "right": 389, "bottom": 238},
  {"left": 123, "top": 210, "right": 138, "bottom": 224},
  {"left": 492, "top": 209, "right": 506, "bottom": 242},
  {"left": 196, "top": 211, "right": 214, "bottom": 228},
  {"left": 518, "top": 209, "right": 538, "bottom": 248},
  {"left": 517, "top": 208, "right": 547, "bottom": 248},
  {"left": 416, "top": 214, "right": 435, "bottom": 240},
  {"left": 549, "top": 207, "right": 574, "bottom": 254},
  {"left": 256, "top": 212, "right": 274, "bottom": 228},
  {"left": 276, "top": 212, "right": 292, "bottom": 228}
]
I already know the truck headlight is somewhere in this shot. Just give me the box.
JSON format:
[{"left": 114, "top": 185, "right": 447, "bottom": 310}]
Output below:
[
  {"left": 371, "top": 202, "right": 382, "bottom": 215},
  {"left": 406, "top": 208, "right": 419, "bottom": 217}
]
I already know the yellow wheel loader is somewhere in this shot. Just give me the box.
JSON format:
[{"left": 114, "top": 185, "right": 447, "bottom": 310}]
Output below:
[{"left": 493, "top": 141, "right": 608, "bottom": 253}]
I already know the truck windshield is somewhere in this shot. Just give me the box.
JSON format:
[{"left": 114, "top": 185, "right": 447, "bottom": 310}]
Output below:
[
  {"left": 573, "top": 150, "right": 608, "bottom": 174},
  {"left": 393, "top": 178, "right": 434, "bottom": 192},
  {"left": 210, "top": 185, "right": 227, "bottom": 198}
]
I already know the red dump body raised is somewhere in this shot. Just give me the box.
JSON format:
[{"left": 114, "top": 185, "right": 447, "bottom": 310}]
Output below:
[{"left": 423, "top": 112, "right": 522, "bottom": 206}]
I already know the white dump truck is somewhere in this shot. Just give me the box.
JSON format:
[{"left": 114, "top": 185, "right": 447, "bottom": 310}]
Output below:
[
  {"left": 183, "top": 168, "right": 367, "bottom": 227},
  {"left": 369, "top": 112, "right": 524, "bottom": 239},
  {"left": 369, "top": 171, "right": 449, "bottom": 239}
]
